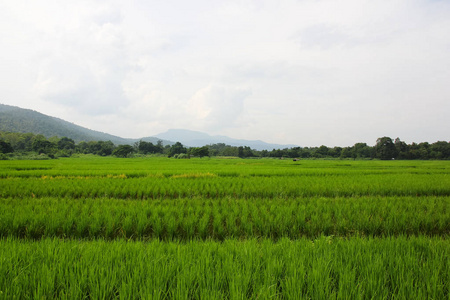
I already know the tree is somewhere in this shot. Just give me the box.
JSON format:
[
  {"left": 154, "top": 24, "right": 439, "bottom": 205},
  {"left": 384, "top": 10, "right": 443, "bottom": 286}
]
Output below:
[
  {"left": 236, "top": 146, "right": 255, "bottom": 158},
  {"left": 352, "top": 143, "right": 372, "bottom": 159},
  {"left": 76, "top": 141, "right": 90, "bottom": 154},
  {"left": 190, "top": 146, "right": 209, "bottom": 158},
  {"left": 155, "top": 140, "right": 164, "bottom": 154},
  {"left": 316, "top": 145, "right": 329, "bottom": 157},
  {"left": 339, "top": 147, "right": 352, "bottom": 159},
  {"left": 57, "top": 137, "right": 75, "bottom": 150},
  {"left": 112, "top": 145, "right": 134, "bottom": 158},
  {"left": 87, "top": 141, "right": 101, "bottom": 154},
  {"left": 97, "top": 141, "right": 115, "bottom": 156},
  {"left": 168, "top": 142, "right": 187, "bottom": 157},
  {"left": 32, "top": 138, "right": 56, "bottom": 155},
  {"left": 375, "top": 137, "right": 397, "bottom": 160},
  {"left": 0, "top": 140, "right": 13, "bottom": 154},
  {"left": 238, "top": 146, "right": 245, "bottom": 158},
  {"left": 269, "top": 148, "right": 283, "bottom": 158},
  {"left": 430, "top": 141, "right": 450, "bottom": 159},
  {"left": 394, "top": 138, "right": 408, "bottom": 159},
  {"left": 328, "top": 147, "right": 342, "bottom": 158},
  {"left": 299, "top": 148, "right": 311, "bottom": 158},
  {"left": 20, "top": 133, "right": 35, "bottom": 151},
  {"left": 137, "top": 140, "right": 157, "bottom": 154},
  {"left": 222, "top": 146, "right": 238, "bottom": 157}
]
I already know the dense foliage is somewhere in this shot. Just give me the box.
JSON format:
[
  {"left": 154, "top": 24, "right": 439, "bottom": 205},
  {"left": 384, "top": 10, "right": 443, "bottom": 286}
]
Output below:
[{"left": 1, "top": 131, "right": 449, "bottom": 160}]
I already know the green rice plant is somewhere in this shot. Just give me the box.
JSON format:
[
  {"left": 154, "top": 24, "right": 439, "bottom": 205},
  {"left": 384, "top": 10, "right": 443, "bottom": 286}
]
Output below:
[
  {"left": 1, "top": 158, "right": 449, "bottom": 298},
  {"left": 1, "top": 236, "right": 448, "bottom": 299},
  {"left": 149, "top": 210, "right": 163, "bottom": 240},
  {"left": 103, "top": 211, "right": 117, "bottom": 239},
  {"left": 197, "top": 209, "right": 210, "bottom": 239},
  {"left": 0, "top": 195, "right": 448, "bottom": 240},
  {"left": 135, "top": 206, "right": 151, "bottom": 238},
  {"left": 2, "top": 158, "right": 450, "bottom": 200},
  {"left": 212, "top": 207, "right": 224, "bottom": 240},
  {"left": 165, "top": 213, "right": 178, "bottom": 240}
]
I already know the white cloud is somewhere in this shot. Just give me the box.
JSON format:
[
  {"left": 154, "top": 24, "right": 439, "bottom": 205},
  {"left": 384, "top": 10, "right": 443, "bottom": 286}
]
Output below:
[
  {"left": 30, "top": 11, "right": 130, "bottom": 115},
  {"left": 0, "top": 0, "right": 449, "bottom": 145},
  {"left": 187, "top": 85, "right": 252, "bottom": 131}
]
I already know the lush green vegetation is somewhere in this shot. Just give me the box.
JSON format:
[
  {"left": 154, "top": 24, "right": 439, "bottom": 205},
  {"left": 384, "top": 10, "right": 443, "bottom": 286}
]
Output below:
[
  {"left": 0, "top": 158, "right": 449, "bottom": 298},
  {"left": 1, "top": 237, "right": 448, "bottom": 299},
  {"left": 1, "top": 196, "right": 448, "bottom": 240},
  {"left": 1, "top": 130, "right": 450, "bottom": 160}
]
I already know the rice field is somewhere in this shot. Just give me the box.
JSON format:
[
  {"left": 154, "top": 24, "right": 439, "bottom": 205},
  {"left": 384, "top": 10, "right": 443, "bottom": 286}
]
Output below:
[{"left": 0, "top": 157, "right": 449, "bottom": 299}]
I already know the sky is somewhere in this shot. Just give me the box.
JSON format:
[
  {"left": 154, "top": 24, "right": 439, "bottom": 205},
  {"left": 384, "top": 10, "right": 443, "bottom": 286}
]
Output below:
[{"left": 1, "top": 0, "right": 449, "bottom": 147}]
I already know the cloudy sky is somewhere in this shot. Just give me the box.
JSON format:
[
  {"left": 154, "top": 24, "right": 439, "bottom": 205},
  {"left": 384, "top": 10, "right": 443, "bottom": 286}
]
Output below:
[{"left": 1, "top": 0, "right": 449, "bottom": 147}]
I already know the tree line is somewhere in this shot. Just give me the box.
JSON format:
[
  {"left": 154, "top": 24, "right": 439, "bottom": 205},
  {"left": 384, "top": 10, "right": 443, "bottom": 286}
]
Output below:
[
  {"left": 0, "top": 131, "right": 448, "bottom": 160},
  {"left": 207, "top": 137, "right": 449, "bottom": 160},
  {"left": 0, "top": 132, "right": 208, "bottom": 159}
]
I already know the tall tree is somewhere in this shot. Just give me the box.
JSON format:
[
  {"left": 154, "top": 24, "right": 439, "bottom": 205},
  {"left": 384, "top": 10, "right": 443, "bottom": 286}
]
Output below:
[{"left": 375, "top": 137, "right": 397, "bottom": 160}]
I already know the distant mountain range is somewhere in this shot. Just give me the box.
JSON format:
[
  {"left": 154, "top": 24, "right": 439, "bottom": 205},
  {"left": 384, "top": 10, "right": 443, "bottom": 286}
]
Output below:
[
  {"left": 0, "top": 103, "right": 298, "bottom": 150},
  {"left": 155, "top": 129, "right": 298, "bottom": 151}
]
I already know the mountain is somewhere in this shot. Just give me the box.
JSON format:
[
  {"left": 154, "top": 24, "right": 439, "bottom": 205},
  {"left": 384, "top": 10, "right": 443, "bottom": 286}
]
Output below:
[
  {"left": 0, "top": 104, "right": 168, "bottom": 145},
  {"left": 0, "top": 104, "right": 298, "bottom": 150},
  {"left": 154, "top": 129, "right": 298, "bottom": 151}
]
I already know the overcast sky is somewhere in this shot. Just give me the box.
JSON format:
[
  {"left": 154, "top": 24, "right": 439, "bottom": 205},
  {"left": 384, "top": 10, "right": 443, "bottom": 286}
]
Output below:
[{"left": 1, "top": 0, "right": 449, "bottom": 147}]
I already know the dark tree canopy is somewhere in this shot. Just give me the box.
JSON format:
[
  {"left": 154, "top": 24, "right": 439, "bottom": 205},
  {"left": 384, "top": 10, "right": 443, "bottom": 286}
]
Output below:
[
  {"left": 375, "top": 137, "right": 397, "bottom": 160},
  {"left": 0, "top": 139, "right": 13, "bottom": 154},
  {"left": 168, "top": 142, "right": 187, "bottom": 157},
  {"left": 190, "top": 146, "right": 209, "bottom": 158},
  {"left": 32, "top": 138, "right": 56, "bottom": 155},
  {"left": 137, "top": 140, "right": 164, "bottom": 154},
  {"left": 57, "top": 137, "right": 76, "bottom": 150},
  {"left": 113, "top": 145, "right": 134, "bottom": 158}
]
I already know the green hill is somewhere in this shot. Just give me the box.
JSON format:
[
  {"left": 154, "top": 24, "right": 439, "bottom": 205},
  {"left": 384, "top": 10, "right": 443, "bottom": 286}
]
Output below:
[
  {"left": 0, "top": 104, "right": 165, "bottom": 145},
  {"left": 0, "top": 103, "right": 298, "bottom": 150}
]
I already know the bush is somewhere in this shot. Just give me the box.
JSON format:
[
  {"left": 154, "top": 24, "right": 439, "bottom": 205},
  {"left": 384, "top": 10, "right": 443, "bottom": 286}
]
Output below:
[
  {"left": 113, "top": 145, "right": 134, "bottom": 158},
  {"left": 55, "top": 150, "right": 72, "bottom": 158}
]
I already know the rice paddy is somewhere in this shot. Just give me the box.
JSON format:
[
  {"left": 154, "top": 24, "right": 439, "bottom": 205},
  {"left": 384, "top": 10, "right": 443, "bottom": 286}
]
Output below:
[{"left": 0, "top": 157, "right": 449, "bottom": 299}]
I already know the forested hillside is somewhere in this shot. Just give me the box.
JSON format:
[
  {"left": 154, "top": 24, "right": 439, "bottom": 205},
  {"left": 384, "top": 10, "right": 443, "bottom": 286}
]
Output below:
[{"left": 0, "top": 104, "right": 134, "bottom": 144}]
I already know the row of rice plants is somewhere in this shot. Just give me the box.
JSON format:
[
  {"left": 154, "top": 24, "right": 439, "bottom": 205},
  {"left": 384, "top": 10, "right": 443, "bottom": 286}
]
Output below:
[
  {"left": 2, "top": 157, "right": 448, "bottom": 179},
  {"left": 0, "top": 236, "right": 448, "bottom": 299},
  {"left": 1, "top": 171, "right": 449, "bottom": 199},
  {"left": 1, "top": 196, "right": 448, "bottom": 240}
]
